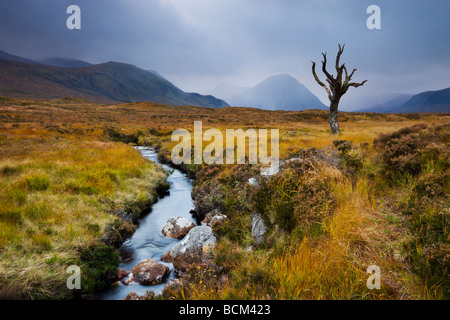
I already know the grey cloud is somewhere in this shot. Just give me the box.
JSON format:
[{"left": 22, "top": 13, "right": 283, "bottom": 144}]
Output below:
[{"left": 0, "top": 0, "right": 449, "bottom": 109}]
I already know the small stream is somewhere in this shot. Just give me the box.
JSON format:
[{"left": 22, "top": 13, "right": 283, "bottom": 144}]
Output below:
[{"left": 99, "top": 147, "right": 196, "bottom": 300}]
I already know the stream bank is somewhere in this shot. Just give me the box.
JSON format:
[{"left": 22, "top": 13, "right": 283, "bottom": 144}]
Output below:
[{"left": 99, "top": 147, "right": 196, "bottom": 299}]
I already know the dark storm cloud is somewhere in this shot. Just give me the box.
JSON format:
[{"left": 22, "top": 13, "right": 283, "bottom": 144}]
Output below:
[
  {"left": 0, "top": 0, "right": 199, "bottom": 66},
  {"left": 1, "top": 0, "right": 449, "bottom": 109}
]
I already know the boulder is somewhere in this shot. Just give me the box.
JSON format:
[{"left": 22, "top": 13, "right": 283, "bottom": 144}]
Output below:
[
  {"left": 161, "top": 279, "right": 188, "bottom": 297},
  {"left": 170, "top": 226, "right": 217, "bottom": 272},
  {"left": 209, "top": 214, "right": 227, "bottom": 227},
  {"left": 248, "top": 177, "right": 258, "bottom": 187},
  {"left": 124, "top": 290, "right": 155, "bottom": 300},
  {"left": 115, "top": 268, "right": 128, "bottom": 281},
  {"left": 124, "top": 291, "right": 142, "bottom": 300},
  {"left": 161, "top": 251, "right": 172, "bottom": 262},
  {"left": 164, "top": 278, "right": 185, "bottom": 290},
  {"left": 162, "top": 216, "right": 196, "bottom": 239},
  {"left": 252, "top": 214, "right": 267, "bottom": 244},
  {"left": 201, "top": 209, "right": 220, "bottom": 225},
  {"left": 128, "top": 259, "right": 170, "bottom": 285},
  {"left": 201, "top": 209, "right": 227, "bottom": 227}
]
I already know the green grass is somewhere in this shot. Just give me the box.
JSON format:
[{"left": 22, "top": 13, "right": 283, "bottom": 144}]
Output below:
[{"left": 0, "top": 128, "right": 168, "bottom": 299}]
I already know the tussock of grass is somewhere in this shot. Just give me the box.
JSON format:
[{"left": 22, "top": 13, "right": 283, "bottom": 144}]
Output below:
[{"left": 0, "top": 127, "right": 167, "bottom": 299}]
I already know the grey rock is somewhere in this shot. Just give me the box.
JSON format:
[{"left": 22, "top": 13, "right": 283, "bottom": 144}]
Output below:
[
  {"left": 162, "top": 216, "right": 195, "bottom": 239},
  {"left": 201, "top": 209, "right": 221, "bottom": 225},
  {"left": 128, "top": 259, "right": 170, "bottom": 285},
  {"left": 252, "top": 214, "right": 267, "bottom": 244},
  {"left": 201, "top": 209, "right": 227, "bottom": 227},
  {"left": 248, "top": 177, "right": 258, "bottom": 186},
  {"left": 124, "top": 290, "right": 155, "bottom": 300},
  {"left": 170, "top": 226, "right": 217, "bottom": 271},
  {"left": 209, "top": 214, "right": 227, "bottom": 227}
]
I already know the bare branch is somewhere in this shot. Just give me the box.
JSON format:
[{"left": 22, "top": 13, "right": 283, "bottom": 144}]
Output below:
[
  {"left": 326, "top": 78, "right": 333, "bottom": 87},
  {"left": 312, "top": 61, "right": 332, "bottom": 101},
  {"left": 321, "top": 52, "right": 334, "bottom": 81},
  {"left": 336, "top": 44, "right": 345, "bottom": 74},
  {"left": 348, "top": 80, "right": 368, "bottom": 88},
  {"left": 348, "top": 68, "right": 357, "bottom": 80}
]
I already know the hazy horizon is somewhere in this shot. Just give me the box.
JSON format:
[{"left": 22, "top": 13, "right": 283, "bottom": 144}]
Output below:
[{"left": 1, "top": 0, "right": 449, "bottom": 110}]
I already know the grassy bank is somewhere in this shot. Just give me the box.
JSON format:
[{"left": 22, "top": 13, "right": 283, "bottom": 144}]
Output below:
[
  {"left": 0, "top": 97, "right": 448, "bottom": 299},
  {"left": 161, "top": 124, "right": 449, "bottom": 300},
  {"left": 0, "top": 103, "right": 168, "bottom": 299}
]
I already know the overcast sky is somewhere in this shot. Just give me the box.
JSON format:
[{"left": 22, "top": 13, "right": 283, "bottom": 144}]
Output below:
[{"left": 1, "top": 0, "right": 449, "bottom": 110}]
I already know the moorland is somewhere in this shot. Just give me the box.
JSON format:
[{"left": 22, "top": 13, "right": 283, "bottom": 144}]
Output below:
[{"left": 0, "top": 96, "right": 448, "bottom": 299}]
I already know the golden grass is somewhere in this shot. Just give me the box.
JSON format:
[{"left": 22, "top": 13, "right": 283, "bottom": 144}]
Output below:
[
  {"left": 174, "top": 172, "right": 433, "bottom": 300},
  {"left": 0, "top": 120, "right": 167, "bottom": 298},
  {"left": 0, "top": 97, "right": 448, "bottom": 299}
]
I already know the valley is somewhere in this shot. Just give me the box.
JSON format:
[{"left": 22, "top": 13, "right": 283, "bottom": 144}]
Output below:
[{"left": 0, "top": 96, "right": 448, "bottom": 299}]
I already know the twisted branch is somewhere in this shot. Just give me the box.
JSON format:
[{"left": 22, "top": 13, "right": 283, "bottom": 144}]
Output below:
[
  {"left": 311, "top": 44, "right": 367, "bottom": 102},
  {"left": 312, "top": 61, "right": 332, "bottom": 101}
]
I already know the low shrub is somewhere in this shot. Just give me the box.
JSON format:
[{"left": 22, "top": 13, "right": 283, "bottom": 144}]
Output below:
[
  {"left": 373, "top": 124, "right": 449, "bottom": 177},
  {"left": 104, "top": 127, "right": 140, "bottom": 144},
  {"left": 402, "top": 171, "right": 449, "bottom": 298},
  {"left": 0, "top": 208, "right": 23, "bottom": 224},
  {"left": 374, "top": 123, "right": 428, "bottom": 147},
  {"left": 31, "top": 234, "right": 53, "bottom": 252},
  {"left": 26, "top": 175, "right": 50, "bottom": 191},
  {"left": 0, "top": 165, "right": 23, "bottom": 177},
  {"left": 78, "top": 243, "right": 120, "bottom": 294},
  {"left": 383, "top": 134, "right": 423, "bottom": 176},
  {"left": 333, "top": 140, "right": 365, "bottom": 174},
  {"left": 252, "top": 152, "right": 339, "bottom": 233}
]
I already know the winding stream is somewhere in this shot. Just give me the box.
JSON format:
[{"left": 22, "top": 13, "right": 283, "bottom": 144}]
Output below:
[{"left": 99, "top": 147, "right": 196, "bottom": 300}]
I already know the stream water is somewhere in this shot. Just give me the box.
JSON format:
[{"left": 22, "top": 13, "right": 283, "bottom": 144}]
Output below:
[{"left": 99, "top": 147, "right": 196, "bottom": 300}]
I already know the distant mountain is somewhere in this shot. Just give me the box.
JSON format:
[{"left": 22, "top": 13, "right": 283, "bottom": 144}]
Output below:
[
  {"left": 0, "top": 50, "right": 41, "bottom": 65},
  {"left": 357, "top": 93, "right": 413, "bottom": 113},
  {"left": 147, "top": 69, "right": 166, "bottom": 79},
  {"left": 0, "top": 51, "right": 92, "bottom": 68},
  {"left": 0, "top": 56, "right": 228, "bottom": 108},
  {"left": 40, "top": 57, "right": 92, "bottom": 68},
  {"left": 208, "top": 83, "right": 250, "bottom": 101},
  {"left": 356, "top": 88, "right": 450, "bottom": 113},
  {"left": 227, "top": 74, "right": 327, "bottom": 111},
  {"left": 392, "top": 88, "right": 450, "bottom": 113}
]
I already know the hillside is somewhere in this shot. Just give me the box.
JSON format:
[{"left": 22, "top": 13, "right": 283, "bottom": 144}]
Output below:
[
  {"left": 0, "top": 58, "right": 228, "bottom": 108},
  {"left": 393, "top": 87, "right": 450, "bottom": 113},
  {"left": 357, "top": 94, "right": 413, "bottom": 113},
  {"left": 40, "top": 57, "right": 93, "bottom": 68},
  {"left": 0, "top": 50, "right": 41, "bottom": 65},
  {"left": 359, "top": 89, "right": 450, "bottom": 113},
  {"left": 208, "top": 83, "right": 250, "bottom": 101},
  {"left": 227, "top": 74, "right": 327, "bottom": 111}
]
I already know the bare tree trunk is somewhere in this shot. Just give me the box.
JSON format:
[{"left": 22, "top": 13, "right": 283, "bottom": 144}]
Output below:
[
  {"left": 329, "top": 100, "right": 340, "bottom": 135},
  {"left": 311, "top": 44, "right": 367, "bottom": 135}
]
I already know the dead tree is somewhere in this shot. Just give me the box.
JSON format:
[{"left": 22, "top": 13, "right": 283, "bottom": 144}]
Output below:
[{"left": 312, "top": 44, "right": 367, "bottom": 134}]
